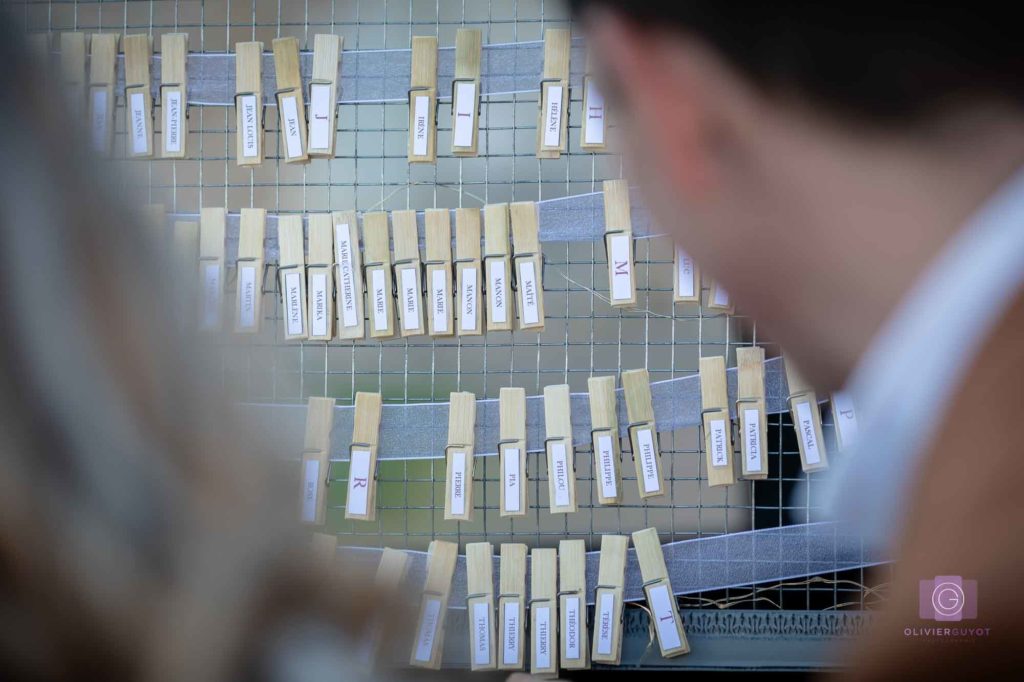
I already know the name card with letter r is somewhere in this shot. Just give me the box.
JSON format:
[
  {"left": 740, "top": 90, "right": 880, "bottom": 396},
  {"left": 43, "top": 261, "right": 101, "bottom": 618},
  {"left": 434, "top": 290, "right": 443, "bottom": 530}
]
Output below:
[
  {"left": 559, "top": 539, "right": 589, "bottom": 670},
  {"left": 444, "top": 392, "right": 477, "bottom": 521},
  {"left": 529, "top": 547, "right": 558, "bottom": 676},
  {"left": 393, "top": 210, "right": 425, "bottom": 336},
  {"left": 700, "top": 355, "right": 736, "bottom": 487},
  {"left": 306, "top": 214, "right": 335, "bottom": 341},
  {"left": 425, "top": 209, "right": 454, "bottom": 336},
  {"left": 499, "top": 387, "right": 527, "bottom": 517},
  {"left": 497, "top": 543, "right": 527, "bottom": 670},
  {"left": 484, "top": 203, "right": 513, "bottom": 332},
  {"left": 273, "top": 37, "right": 309, "bottom": 163},
  {"left": 456, "top": 208, "right": 483, "bottom": 336},
  {"left": 307, "top": 34, "right": 342, "bottom": 157},
  {"left": 603, "top": 179, "right": 636, "bottom": 306},
  {"left": 363, "top": 212, "right": 396, "bottom": 338},
  {"left": 588, "top": 375, "right": 623, "bottom": 505},
  {"left": 408, "top": 36, "right": 438, "bottom": 163},
  {"left": 632, "top": 528, "right": 690, "bottom": 658},
  {"left": 198, "top": 207, "right": 226, "bottom": 332},
  {"left": 124, "top": 34, "right": 153, "bottom": 157},
  {"left": 234, "top": 208, "right": 266, "bottom": 333},
  {"left": 160, "top": 33, "right": 189, "bottom": 158},
  {"left": 451, "top": 29, "right": 482, "bottom": 156},
  {"left": 333, "top": 210, "right": 365, "bottom": 339},
  {"left": 537, "top": 29, "right": 570, "bottom": 158},
  {"left": 410, "top": 540, "right": 458, "bottom": 669},
  {"left": 299, "top": 397, "right": 335, "bottom": 526},
  {"left": 466, "top": 542, "right": 496, "bottom": 670},
  {"left": 736, "top": 347, "right": 769, "bottom": 479},
  {"left": 235, "top": 41, "right": 263, "bottom": 166},
  {"left": 277, "top": 215, "right": 308, "bottom": 340},
  {"left": 510, "top": 202, "right": 545, "bottom": 331},
  {"left": 591, "top": 534, "right": 629, "bottom": 665},
  {"left": 785, "top": 358, "right": 829, "bottom": 472},
  {"left": 623, "top": 369, "right": 666, "bottom": 497},
  {"left": 345, "top": 392, "right": 382, "bottom": 521},
  {"left": 544, "top": 384, "right": 578, "bottom": 513}
]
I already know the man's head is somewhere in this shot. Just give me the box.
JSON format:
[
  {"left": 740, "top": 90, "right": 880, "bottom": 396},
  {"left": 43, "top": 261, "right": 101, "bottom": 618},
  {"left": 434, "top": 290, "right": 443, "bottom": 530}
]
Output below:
[{"left": 573, "top": 2, "right": 1024, "bottom": 389}]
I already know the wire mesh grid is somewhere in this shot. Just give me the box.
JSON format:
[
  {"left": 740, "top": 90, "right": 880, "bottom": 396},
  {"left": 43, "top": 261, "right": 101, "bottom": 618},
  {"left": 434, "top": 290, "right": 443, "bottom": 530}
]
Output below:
[{"left": 18, "top": 0, "right": 887, "bottom": 626}]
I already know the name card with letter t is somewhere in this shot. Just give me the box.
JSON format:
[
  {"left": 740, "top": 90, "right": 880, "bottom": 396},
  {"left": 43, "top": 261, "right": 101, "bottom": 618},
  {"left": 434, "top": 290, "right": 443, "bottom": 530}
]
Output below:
[
  {"left": 409, "top": 540, "right": 458, "bottom": 669},
  {"left": 198, "top": 207, "right": 226, "bottom": 331},
  {"left": 544, "top": 384, "right": 577, "bottom": 514},
  {"left": 497, "top": 543, "right": 527, "bottom": 671},
  {"left": 444, "top": 392, "right": 477, "bottom": 521},
  {"left": 333, "top": 210, "right": 365, "bottom": 340},
  {"left": 603, "top": 179, "right": 636, "bottom": 307},
  {"left": 299, "top": 397, "right": 335, "bottom": 526},
  {"left": 408, "top": 36, "right": 438, "bottom": 163},
  {"left": 529, "top": 547, "right": 558, "bottom": 676},
  {"left": 234, "top": 208, "right": 266, "bottom": 333},
  {"left": 736, "top": 347, "right": 768, "bottom": 479},
  {"left": 785, "top": 358, "right": 829, "bottom": 472},
  {"left": 510, "top": 201, "right": 545, "bottom": 331},
  {"left": 699, "top": 356, "right": 736, "bottom": 487},
  {"left": 465, "top": 542, "right": 496, "bottom": 670},
  {"left": 537, "top": 29, "right": 570, "bottom": 158},
  {"left": 623, "top": 369, "right": 666, "bottom": 498},
  {"left": 591, "top": 534, "right": 628, "bottom": 665},
  {"left": 277, "top": 215, "right": 308, "bottom": 340},
  {"left": 345, "top": 392, "right": 383, "bottom": 521},
  {"left": 273, "top": 37, "right": 309, "bottom": 163},
  {"left": 559, "top": 539, "right": 589, "bottom": 670},
  {"left": 632, "top": 528, "right": 690, "bottom": 658}
]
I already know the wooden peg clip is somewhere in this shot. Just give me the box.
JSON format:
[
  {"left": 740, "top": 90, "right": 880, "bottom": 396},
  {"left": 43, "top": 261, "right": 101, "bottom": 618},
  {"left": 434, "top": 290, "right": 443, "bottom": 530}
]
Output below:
[
  {"left": 124, "top": 34, "right": 153, "bottom": 157},
  {"left": 307, "top": 214, "right": 335, "bottom": 341},
  {"left": 707, "top": 279, "right": 734, "bottom": 313},
  {"left": 365, "top": 547, "right": 411, "bottom": 663},
  {"left": 466, "top": 542, "right": 496, "bottom": 670},
  {"left": 536, "top": 28, "right": 570, "bottom": 159},
  {"left": 272, "top": 37, "right": 308, "bottom": 163},
  {"left": 580, "top": 53, "right": 607, "bottom": 151},
  {"left": 424, "top": 209, "right": 453, "bottom": 336},
  {"left": 333, "top": 210, "right": 365, "bottom": 339},
  {"left": 673, "top": 245, "right": 700, "bottom": 303},
  {"left": 410, "top": 540, "right": 458, "bottom": 669},
  {"left": 451, "top": 28, "right": 482, "bottom": 156},
  {"left": 60, "top": 32, "right": 86, "bottom": 118},
  {"left": 588, "top": 376, "right": 622, "bottom": 505},
  {"left": 559, "top": 539, "right": 589, "bottom": 670},
  {"left": 408, "top": 36, "right": 437, "bottom": 163},
  {"left": 307, "top": 34, "right": 342, "bottom": 157},
  {"left": 235, "top": 208, "right": 266, "bottom": 333},
  {"left": 736, "top": 347, "right": 768, "bottom": 479},
  {"left": 699, "top": 356, "right": 736, "bottom": 487},
  {"left": 591, "top": 534, "right": 628, "bottom": 665},
  {"left": 623, "top": 369, "right": 666, "bottom": 497},
  {"left": 235, "top": 41, "right": 264, "bottom": 166},
  {"left": 392, "top": 210, "right": 425, "bottom": 336},
  {"left": 455, "top": 208, "right": 483, "bottom": 336},
  {"left": 363, "top": 212, "right": 395, "bottom": 338},
  {"left": 499, "top": 387, "right": 527, "bottom": 517},
  {"left": 88, "top": 33, "right": 118, "bottom": 155},
  {"left": 632, "top": 528, "right": 690, "bottom": 658},
  {"left": 603, "top": 179, "right": 636, "bottom": 307},
  {"left": 510, "top": 202, "right": 545, "bottom": 331},
  {"left": 345, "top": 392, "right": 383, "bottom": 521},
  {"left": 160, "top": 33, "right": 188, "bottom": 158},
  {"left": 484, "top": 203, "right": 513, "bottom": 332},
  {"left": 198, "top": 207, "right": 226, "bottom": 331},
  {"left": 831, "top": 390, "right": 859, "bottom": 451},
  {"left": 544, "top": 384, "right": 577, "bottom": 514},
  {"left": 529, "top": 547, "right": 558, "bottom": 676},
  {"left": 278, "top": 215, "right": 308, "bottom": 341},
  {"left": 444, "top": 392, "right": 477, "bottom": 521},
  {"left": 300, "top": 397, "right": 335, "bottom": 525},
  {"left": 498, "top": 543, "right": 527, "bottom": 671},
  {"left": 785, "top": 359, "right": 829, "bottom": 472}
]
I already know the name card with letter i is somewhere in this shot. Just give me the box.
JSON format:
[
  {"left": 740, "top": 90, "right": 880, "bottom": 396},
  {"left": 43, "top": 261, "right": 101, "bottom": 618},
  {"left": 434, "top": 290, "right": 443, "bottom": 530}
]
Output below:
[
  {"left": 408, "top": 36, "right": 438, "bottom": 163},
  {"left": 736, "top": 347, "right": 768, "bottom": 479},
  {"left": 234, "top": 208, "right": 266, "bottom": 333},
  {"left": 465, "top": 542, "right": 496, "bottom": 671},
  {"left": 198, "top": 208, "right": 226, "bottom": 332},
  {"left": 588, "top": 375, "right": 622, "bottom": 505},
  {"left": 235, "top": 42, "right": 263, "bottom": 166},
  {"left": 529, "top": 547, "right": 558, "bottom": 676},
  {"left": 581, "top": 53, "right": 607, "bottom": 152},
  {"left": 451, "top": 28, "right": 482, "bottom": 156},
  {"left": 345, "top": 392, "right": 383, "bottom": 521},
  {"left": 544, "top": 384, "right": 578, "bottom": 514},
  {"left": 603, "top": 179, "right": 636, "bottom": 307},
  {"left": 123, "top": 34, "right": 153, "bottom": 157},
  {"left": 333, "top": 210, "right": 365, "bottom": 339},
  {"left": 425, "top": 209, "right": 453, "bottom": 336},
  {"left": 632, "top": 528, "right": 690, "bottom": 657},
  {"left": 673, "top": 245, "right": 700, "bottom": 303},
  {"left": 409, "top": 540, "right": 458, "bottom": 669},
  {"left": 444, "top": 392, "right": 477, "bottom": 522},
  {"left": 299, "top": 397, "right": 335, "bottom": 526},
  {"left": 363, "top": 212, "right": 395, "bottom": 338},
  {"left": 510, "top": 202, "right": 545, "bottom": 331},
  {"left": 307, "top": 34, "right": 341, "bottom": 157},
  {"left": 497, "top": 543, "right": 527, "bottom": 671},
  {"left": 272, "top": 37, "right": 309, "bottom": 164},
  {"left": 88, "top": 33, "right": 118, "bottom": 156},
  {"left": 537, "top": 29, "right": 570, "bottom": 158},
  {"left": 484, "top": 203, "right": 513, "bottom": 332},
  {"left": 591, "top": 535, "right": 629, "bottom": 665},
  {"left": 393, "top": 210, "right": 425, "bottom": 336},
  {"left": 559, "top": 540, "right": 589, "bottom": 670},
  {"left": 306, "top": 214, "right": 335, "bottom": 341},
  {"left": 455, "top": 208, "right": 483, "bottom": 336},
  {"left": 699, "top": 356, "right": 736, "bottom": 486},
  {"left": 785, "top": 358, "right": 829, "bottom": 472},
  {"left": 499, "top": 387, "right": 527, "bottom": 517},
  {"left": 277, "top": 215, "right": 308, "bottom": 340},
  {"left": 160, "top": 33, "right": 189, "bottom": 158},
  {"left": 623, "top": 369, "right": 666, "bottom": 497}
]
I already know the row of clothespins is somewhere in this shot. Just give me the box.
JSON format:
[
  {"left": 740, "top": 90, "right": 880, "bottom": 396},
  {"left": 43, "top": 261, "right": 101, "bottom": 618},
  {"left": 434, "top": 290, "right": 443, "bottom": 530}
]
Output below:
[
  {"left": 54, "top": 29, "right": 605, "bottom": 163},
  {"left": 299, "top": 356, "right": 856, "bottom": 526},
  {"left": 312, "top": 529, "right": 688, "bottom": 671}
]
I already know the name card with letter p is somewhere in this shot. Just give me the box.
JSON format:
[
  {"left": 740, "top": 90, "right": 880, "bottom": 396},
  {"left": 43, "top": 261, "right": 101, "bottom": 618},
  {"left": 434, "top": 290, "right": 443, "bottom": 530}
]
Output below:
[
  {"left": 623, "top": 369, "right": 666, "bottom": 498},
  {"left": 591, "top": 534, "right": 628, "bottom": 665},
  {"left": 451, "top": 28, "right": 482, "bottom": 156},
  {"left": 444, "top": 391, "right": 477, "bottom": 522},
  {"left": 363, "top": 212, "right": 396, "bottom": 339},
  {"left": 559, "top": 539, "right": 589, "bottom": 670},
  {"left": 408, "top": 36, "right": 438, "bottom": 163},
  {"left": 588, "top": 375, "right": 622, "bottom": 505},
  {"left": 198, "top": 207, "right": 226, "bottom": 332},
  {"left": 88, "top": 33, "right": 118, "bottom": 156},
  {"left": 499, "top": 387, "right": 527, "bottom": 517},
  {"left": 632, "top": 527, "right": 690, "bottom": 658},
  {"left": 785, "top": 358, "right": 829, "bottom": 472},
  {"left": 466, "top": 542, "right": 496, "bottom": 670},
  {"left": 272, "top": 37, "right": 309, "bottom": 164},
  {"left": 409, "top": 540, "right": 458, "bottom": 669},
  {"left": 234, "top": 208, "right": 266, "bottom": 333},
  {"left": 497, "top": 543, "right": 527, "bottom": 671},
  {"left": 299, "top": 396, "right": 335, "bottom": 526},
  {"left": 160, "top": 33, "right": 189, "bottom": 158},
  {"left": 333, "top": 210, "right": 365, "bottom": 340},
  {"left": 345, "top": 392, "right": 383, "bottom": 521},
  {"left": 483, "top": 203, "right": 513, "bottom": 332},
  {"left": 392, "top": 210, "right": 425, "bottom": 336},
  {"left": 536, "top": 28, "right": 570, "bottom": 159},
  {"left": 307, "top": 34, "right": 341, "bottom": 157},
  {"left": 736, "top": 347, "right": 768, "bottom": 479},
  {"left": 831, "top": 390, "right": 859, "bottom": 451},
  {"left": 510, "top": 201, "right": 545, "bottom": 331},
  {"left": 234, "top": 41, "right": 264, "bottom": 166},
  {"left": 544, "top": 384, "right": 577, "bottom": 514},
  {"left": 699, "top": 355, "right": 736, "bottom": 487},
  {"left": 123, "top": 34, "right": 153, "bottom": 158},
  {"left": 603, "top": 179, "right": 636, "bottom": 307},
  {"left": 455, "top": 208, "right": 483, "bottom": 336},
  {"left": 277, "top": 215, "right": 308, "bottom": 340},
  {"left": 529, "top": 547, "right": 558, "bottom": 676},
  {"left": 425, "top": 208, "right": 453, "bottom": 336}
]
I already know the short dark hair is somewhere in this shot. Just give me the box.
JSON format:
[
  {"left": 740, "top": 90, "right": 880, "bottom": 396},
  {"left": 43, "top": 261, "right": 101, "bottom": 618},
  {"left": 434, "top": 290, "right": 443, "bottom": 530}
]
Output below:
[{"left": 570, "top": 1, "right": 1024, "bottom": 126}]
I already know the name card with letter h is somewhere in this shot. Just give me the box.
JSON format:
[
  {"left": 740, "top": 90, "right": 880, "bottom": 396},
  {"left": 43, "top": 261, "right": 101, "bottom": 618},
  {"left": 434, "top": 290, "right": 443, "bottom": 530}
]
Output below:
[
  {"left": 559, "top": 539, "right": 589, "bottom": 670},
  {"left": 497, "top": 543, "right": 527, "bottom": 671},
  {"left": 333, "top": 210, "right": 365, "bottom": 339},
  {"left": 410, "top": 540, "right": 458, "bottom": 669},
  {"left": 529, "top": 547, "right": 558, "bottom": 676},
  {"left": 466, "top": 542, "right": 496, "bottom": 671},
  {"left": 444, "top": 392, "right": 477, "bottom": 521},
  {"left": 344, "top": 392, "right": 383, "bottom": 521},
  {"left": 623, "top": 369, "right": 666, "bottom": 497},
  {"left": 591, "top": 534, "right": 628, "bottom": 665}
]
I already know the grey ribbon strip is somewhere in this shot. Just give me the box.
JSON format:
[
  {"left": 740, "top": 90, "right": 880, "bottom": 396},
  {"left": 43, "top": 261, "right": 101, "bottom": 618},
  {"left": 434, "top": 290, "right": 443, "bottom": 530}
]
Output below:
[
  {"left": 111, "top": 39, "right": 587, "bottom": 105},
  {"left": 334, "top": 522, "right": 888, "bottom": 608},
  {"left": 237, "top": 356, "right": 794, "bottom": 461}
]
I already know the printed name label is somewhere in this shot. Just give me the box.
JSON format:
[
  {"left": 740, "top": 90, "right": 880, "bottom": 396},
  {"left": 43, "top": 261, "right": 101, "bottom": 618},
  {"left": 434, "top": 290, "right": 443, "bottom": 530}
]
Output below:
[
  {"left": 400, "top": 267, "right": 421, "bottom": 331},
  {"left": 308, "top": 83, "right": 332, "bottom": 150},
  {"left": 280, "top": 95, "right": 303, "bottom": 158},
  {"left": 453, "top": 81, "right": 477, "bottom": 148},
  {"left": 413, "top": 597, "right": 442, "bottom": 662},
  {"left": 412, "top": 94, "right": 429, "bottom": 156},
  {"left": 709, "top": 418, "right": 729, "bottom": 467},
  {"left": 517, "top": 260, "right": 540, "bottom": 325},
  {"left": 584, "top": 80, "right": 606, "bottom": 145},
  {"left": 596, "top": 434, "right": 618, "bottom": 500},
  {"left": 595, "top": 591, "right": 615, "bottom": 655},
  {"left": 90, "top": 88, "right": 108, "bottom": 152},
  {"left": 371, "top": 269, "right": 389, "bottom": 332},
  {"left": 284, "top": 271, "right": 304, "bottom": 336},
  {"left": 503, "top": 447, "right": 521, "bottom": 513},
  {"left": 713, "top": 285, "right": 731, "bottom": 307},
  {"left": 164, "top": 89, "right": 182, "bottom": 153},
  {"left": 742, "top": 408, "right": 763, "bottom": 472},
  {"left": 831, "top": 390, "right": 859, "bottom": 446},
  {"left": 534, "top": 605, "right": 552, "bottom": 670},
  {"left": 334, "top": 223, "right": 359, "bottom": 328},
  {"left": 649, "top": 583, "right": 682, "bottom": 651},
  {"left": 202, "top": 263, "right": 221, "bottom": 329},
  {"left": 488, "top": 260, "right": 508, "bottom": 323},
  {"left": 796, "top": 401, "right": 821, "bottom": 464},
  {"left": 564, "top": 596, "right": 581, "bottom": 660},
  {"left": 676, "top": 247, "right": 696, "bottom": 297},
  {"left": 543, "top": 85, "right": 563, "bottom": 148},
  {"left": 129, "top": 91, "right": 148, "bottom": 155},
  {"left": 309, "top": 272, "right": 329, "bottom": 337},
  {"left": 450, "top": 450, "right": 467, "bottom": 516},
  {"left": 347, "top": 448, "right": 372, "bottom": 516},
  {"left": 301, "top": 459, "right": 319, "bottom": 522},
  {"left": 460, "top": 267, "right": 478, "bottom": 331},
  {"left": 472, "top": 601, "right": 491, "bottom": 666},
  {"left": 637, "top": 428, "right": 661, "bottom": 493},
  {"left": 550, "top": 442, "right": 571, "bottom": 508},
  {"left": 237, "top": 264, "right": 258, "bottom": 329},
  {"left": 502, "top": 602, "right": 520, "bottom": 665},
  {"left": 239, "top": 94, "right": 260, "bottom": 158},
  {"left": 609, "top": 233, "right": 633, "bottom": 301},
  {"left": 431, "top": 268, "right": 449, "bottom": 333}
]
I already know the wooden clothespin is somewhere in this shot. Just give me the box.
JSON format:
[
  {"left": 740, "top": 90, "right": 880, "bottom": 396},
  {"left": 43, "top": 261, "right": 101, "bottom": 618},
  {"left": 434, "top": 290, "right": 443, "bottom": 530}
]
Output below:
[
  {"left": 580, "top": 53, "right": 607, "bottom": 152},
  {"left": 235, "top": 208, "right": 266, "bottom": 333},
  {"left": 588, "top": 376, "right": 622, "bottom": 505},
  {"left": 88, "top": 33, "right": 118, "bottom": 155},
  {"left": 623, "top": 369, "right": 666, "bottom": 497},
  {"left": 699, "top": 356, "right": 736, "bottom": 487},
  {"left": 60, "top": 32, "right": 86, "bottom": 117},
  {"left": 408, "top": 36, "right": 437, "bottom": 163},
  {"left": 172, "top": 219, "right": 198, "bottom": 295},
  {"left": 333, "top": 210, "right": 365, "bottom": 339},
  {"left": 536, "top": 28, "right": 570, "bottom": 159},
  {"left": 831, "top": 390, "right": 859, "bottom": 450},
  {"left": 392, "top": 210, "right": 425, "bottom": 336},
  {"left": 529, "top": 547, "right": 558, "bottom": 676},
  {"left": 466, "top": 542, "right": 496, "bottom": 670},
  {"left": 591, "top": 535, "right": 628, "bottom": 665},
  {"left": 363, "top": 212, "right": 395, "bottom": 338},
  {"left": 785, "top": 359, "right": 829, "bottom": 472},
  {"left": 198, "top": 207, "right": 226, "bottom": 331},
  {"left": 455, "top": 208, "right": 483, "bottom": 336},
  {"left": 124, "top": 34, "right": 153, "bottom": 157},
  {"left": 707, "top": 279, "right": 734, "bottom": 313},
  {"left": 410, "top": 540, "right": 458, "bottom": 669},
  {"left": 736, "top": 347, "right": 768, "bottom": 479},
  {"left": 307, "top": 214, "right": 334, "bottom": 341},
  {"left": 235, "top": 41, "right": 264, "bottom": 166},
  {"left": 632, "top": 528, "right": 690, "bottom": 658},
  {"left": 272, "top": 37, "right": 308, "bottom": 164},
  {"left": 544, "top": 384, "right": 577, "bottom": 514},
  {"left": 484, "top": 203, "right": 513, "bottom": 332},
  {"left": 300, "top": 396, "right": 335, "bottom": 525},
  {"left": 559, "top": 540, "right": 589, "bottom": 670},
  {"left": 451, "top": 28, "right": 482, "bottom": 156},
  {"left": 510, "top": 202, "right": 545, "bottom": 331},
  {"left": 364, "top": 547, "right": 411, "bottom": 664},
  {"left": 497, "top": 543, "right": 527, "bottom": 671},
  {"left": 277, "top": 215, "right": 308, "bottom": 341},
  {"left": 307, "top": 34, "right": 342, "bottom": 157},
  {"left": 345, "top": 392, "right": 383, "bottom": 521},
  {"left": 603, "top": 179, "right": 636, "bottom": 307},
  {"left": 424, "top": 209, "right": 453, "bottom": 336},
  {"left": 499, "top": 387, "right": 527, "bottom": 517},
  {"left": 444, "top": 392, "right": 477, "bottom": 521},
  {"left": 673, "top": 245, "right": 700, "bottom": 303},
  {"left": 160, "top": 33, "right": 189, "bottom": 158}
]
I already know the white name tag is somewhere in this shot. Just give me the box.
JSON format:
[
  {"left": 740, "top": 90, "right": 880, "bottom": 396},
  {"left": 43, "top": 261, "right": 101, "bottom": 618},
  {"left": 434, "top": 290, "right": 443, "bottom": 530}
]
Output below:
[
  {"left": 413, "top": 597, "right": 442, "bottom": 662},
  {"left": 202, "top": 263, "right": 221, "bottom": 329},
  {"left": 709, "top": 418, "right": 729, "bottom": 467},
  {"left": 796, "top": 401, "right": 821, "bottom": 464},
  {"left": 472, "top": 601, "right": 491, "bottom": 666},
  {"left": 334, "top": 223, "right": 359, "bottom": 328},
  {"left": 609, "top": 233, "right": 633, "bottom": 301},
  {"left": 431, "top": 268, "right": 449, "bottom": 333},
  {"left": 517, "top": 260, "right": 540, "bottom": 325},
  {"left": 534, "top": 605, "right": 552, "bottom": 670},
  {"left": 164, "top": 89, "right": 183, "bottom": 153},
  {"left": 347, "top": 449, "right": 372, "bottom": 516},
  {"left": 412, "top": 94, "right": 429, "bottom": 156},
  {"left": 453, "top": 81, "right": 477, "bottom": 148},
  {"left": 502, "top": 602, "right": 520, "bottom": 665},
  {"left": 309, "top": 272, "right": 329, "bottom": 337},
  {"left": 237, "top": 264, "right": 258, "bottom": 330},
  {"left": 129, "top": 91, "right": 148, "bottom": 155},
  {"left": 284, "top": 271, "right": 304, "bottom": 336},
  {"left": 239, "top": 94, "right": 260, "bottom": 158},
  {"left": 831, "top": 390, "right": 859, "bottom": 446},
  {"left": 596, "top": 434, "right": 617, "bottom": 499},
  {"left": 502, "top": 447, "right": 521, "bottom": 513},
  {"left": 488, "top": 260, "right": 508, "bottom": 323},
  {"left": 400, "top": 267, "right": 421, "bottom": 331},
  {"left": 301, "top": 458, "right": 319, "bottom": 522},
  {"left": 563, "top": 596, "right": 581, "bottom": 660},
  {"left": 450, "top": 450, "right": 467, "bottom": 516},
  {"left": 595, "top": 591, "right": 615, "bottom": 655},
  {"left": 649, "top": 583, "right": 681, "bottom": 651},
  {"left": 713, "top": 285, "right": 731, "bottom": 307},
  {"left": 742, "top": 408, "right": 763, "bottom": 472},
  {"left": 90, "top": 88, "right": 108, "bottom": 152},
  {"left": 636, "top": 428, "right": 660, "bottom": 493},
  {"left": 675, "top": 247, "right": 695, "bottom": 297},
  {"left": 542, "top": 85, "right": 563, "bottom": 148},
  {"left": 371, "top": 269, "right": 389, "bottom": 332},
  {"left": 550, "top": 442, "right": 570, "bottom": 507},
  {"left": 584, "top": 81, "right": 606, "bottom": 145},
  {"left": 459, "top": 267, "right": 477, "bottom": 331},
  {"left": 308, "top": 83, "right": 333, "bottom": 150},
  {"left": 280, "top": 95, "right": 303, "bottom": 159}
]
